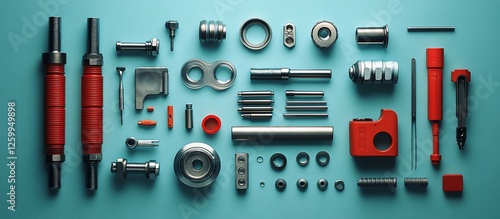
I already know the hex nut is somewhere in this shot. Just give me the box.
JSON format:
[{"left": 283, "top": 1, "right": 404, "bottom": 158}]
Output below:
[
  {"left": 113, "top": 158, "right": 127, "bottom": 179},
  {"left": 150, "top": 38, "right": 160, "bottom": 56},
  {"left": 146, "top": 160, "right": 160, "bottom": 179}
]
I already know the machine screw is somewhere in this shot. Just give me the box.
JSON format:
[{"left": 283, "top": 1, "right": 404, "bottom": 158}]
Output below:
[
  {"left": 116, "top": 38, "right": 159, "bottom": 56},
  {"left": 165, "top": 20, "right": 178, "bottom": 51},
  {"left": 110, "top": 158, "right": 160, "bottom": 179}
]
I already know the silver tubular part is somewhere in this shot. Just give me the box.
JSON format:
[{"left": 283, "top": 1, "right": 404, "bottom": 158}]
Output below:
[
  {"left": 285, "top": 106, "right": 328, "bottom": 111},
  {"left": 237, "top": 99, "right": 274, "bottom": 105},
  {"left": 231, "top": 126, "right": 334, "bottom": 141},
  {"left": 199, "top": 20, "right": 226, "bottom": 44},
  {"left": 238, "top": 110, "right": 273, "bottom": 113},
  {"left": 185, "top": 104, "right": 193, "bottom": 130},
  {"left": 283, "top": 113, "right": 328, "bottom": 118},
  {"left": 115, "top": 38, "right": 159, "bottom": 56},
  {"left": 250, "top": 68, "right": 331, "bottom": 80},
  {"left": 283, "top": 23, "right": 296, "bottom": 48},
  {"left": 349, "top": 60, "right": 399, "bottom": 84},
  {"left": 110, "top": 158, "right": 160, "bottom": 179},
  {"left": 238, "top": 90, "right": 274, "bottom": 96},
  {"left": 235, "top": 153, "right": 248, "bottom": 190},
  {"left": 173, "top": 142, "right": 221, "bottom": 188},
  {"left": 356, "top": 25, "right": 389, "bottom": 47},
  {"left": 180, "top": 59, "right": 236, "bottom": 90},
  {"left": 311, "top": 21, "right": 338, "bottom": 48},
  {"left": 285, "top": 90, "right": 324, "bottom": 97},
  {"left": 286, "top": 100, "right": 327, "bottom": 105},
  {"left": 407, "top": 26, "right": 455, "bottom": 32},
  {"left": 240, "top": 18, "right": 272, "bottom": 50},
  {"left": 238, "top": 106, "right": 273, "bottom": 111},
  {"left": 241, "top": 113, "right": 273, "bottom": 119}
]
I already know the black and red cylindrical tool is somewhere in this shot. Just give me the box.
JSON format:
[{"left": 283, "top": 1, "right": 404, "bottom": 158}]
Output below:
[
  {"left": 426, "top": 48, "right": 444, "bottom": 165},
  {"left": 42, "top": 17, "right": 66, "bottom": 189},
  {"left": 82, "top": 18, "right": 103, "bottom": 190}
]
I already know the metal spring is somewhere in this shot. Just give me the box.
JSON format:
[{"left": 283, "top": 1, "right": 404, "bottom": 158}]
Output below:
[
  {"left": 404, "top": 177, "right": 428, "bottom": 188},
  {"left": 357, "top": 177, "right": 397, "bottom": 188}
]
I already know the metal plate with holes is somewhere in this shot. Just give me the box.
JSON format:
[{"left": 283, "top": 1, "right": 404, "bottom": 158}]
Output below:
[
  {"left": 180, "top": 59, "right": 236, "bottom": 90},
  {"left": 235, "top": 153, "right": 248, "bottom": 190},
  {"left": 283, "top": 23, "right": 296, "bottom": 48}
]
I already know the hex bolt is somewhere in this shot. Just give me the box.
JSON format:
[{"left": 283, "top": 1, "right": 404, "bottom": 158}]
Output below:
[
  {"left": 116, "top": 38, "right": 159, "bottom": 56},
  {"left": 110, "top": 158, "right": 160, "bottom": 179},
  {"left": 165, "top": 20, "right": 178, "bottom": 51}
]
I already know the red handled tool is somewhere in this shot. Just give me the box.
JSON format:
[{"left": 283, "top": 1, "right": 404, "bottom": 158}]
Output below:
[
  {"left": 42, "top": 17, "right": 66, "bottom": 189},
  {"left": 82, "top": 18, "right": 103, "bottom": 190},
  {"left": 426, "top": 48, "right": 444, "bottom": 165}
]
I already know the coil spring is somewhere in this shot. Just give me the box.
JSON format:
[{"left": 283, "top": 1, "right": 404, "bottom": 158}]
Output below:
[
  {"left": 199, "top": 20, "right": 226, "bottom": 44},
  {"left": 404, "top": 177, "right": 428, "bottom": 188},
  {"left": 357, "top": 177, "right": 397, "bottom": 188}
]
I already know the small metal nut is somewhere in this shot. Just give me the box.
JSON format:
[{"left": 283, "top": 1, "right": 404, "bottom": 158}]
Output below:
[
  {"left": 112, "top": 158, "right": 127, "bottom": 179},
  {"left": 317, "top": 178, "right": 328, "bottom": 191},
  {"left": 335, "top": 180, "right": 345, "bottom": 191},
  {"left": 275, "top": 178, "right": 287, "bottom": 191},
  {"left": 311, "top": 20, "right": 338, "bottom": 48},
  {"left": 146, "top": 160, "right": 160, "bottom": 179},
  {"left": 297, "top": 178, "right": 308, "bottom": 191},
  {"left": 150, "top": 38, "right": 160, "bottom": 56}
]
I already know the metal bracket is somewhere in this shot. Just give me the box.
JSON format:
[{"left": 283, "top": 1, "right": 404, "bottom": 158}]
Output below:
[
  {"left": 235, "top": 153, "right": 248, "bottom": 190},
  {"left": 135, "top": 67, "right": 169, "bottom": 109}
]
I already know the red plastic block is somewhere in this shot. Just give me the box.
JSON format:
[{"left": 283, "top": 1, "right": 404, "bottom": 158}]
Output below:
[{"left": 442, "top": 174, "right": 463, "bottom": 192}]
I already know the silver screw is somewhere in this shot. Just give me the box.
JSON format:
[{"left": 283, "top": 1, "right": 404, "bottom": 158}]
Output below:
[
  {"left": 116, "top": 38, "right": 160, "bottom": 56},
  {"left": 165, "top": 20, "right": 178, "bottom": 51},
  {"left": 110, "top": 158, "right": 160, "bottom": 179}
]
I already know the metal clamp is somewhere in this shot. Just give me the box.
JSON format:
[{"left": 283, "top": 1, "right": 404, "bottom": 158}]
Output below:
[
  {"left": 135, "top": 67, "right": 169, "bottom": 109},
  {"left": 180, "top": 59, "right": 236, "bottom": 90}
]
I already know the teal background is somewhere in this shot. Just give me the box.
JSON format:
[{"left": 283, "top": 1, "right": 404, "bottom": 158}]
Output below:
[{"left": 1, "top": 0, "right": 500, "bottom": 218}]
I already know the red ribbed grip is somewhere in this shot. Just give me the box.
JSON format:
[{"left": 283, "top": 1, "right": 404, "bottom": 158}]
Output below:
[
  {"left": 82, "top": 65, "right": 103, "bottom": 155},
  {"left": 45, "top": 64, "right": 65, "bottom": 155}
]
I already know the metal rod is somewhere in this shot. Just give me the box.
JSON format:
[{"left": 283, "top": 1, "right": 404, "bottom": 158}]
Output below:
[
  {"left": 250, "top": 68, "right": 331, "bottom": 80},
  {"left": 237, "top": 90, "right": 274, "bottom": 96},
  {"left": 407, "top": 26, "right": 455, "bottom": 32},
  {"left": 238, "top": 106, "right": 273, "bottom": 111},
  {"left": 285, "top": 105, "right": 328, "bottom": 111},
  {"left": 241, "top": 113, "right": 273, "bottom": 119},
  {"left": 286, "top": 100, "right": 327, "bottom": 105},
  {"left": 231, "top": 126, "right": 334, "bottom": 141},
  {"left": 283, "top": 113, "right": 328, "bottom": 118},
  {"left": 411, "top": 58, "right": 417, "bottom": 171},
  {"left": 285, "top": 90, "right": 324, "bottom": 97},
  {"left": 237, "top": 99, "right": 274, "bottom": 105}
]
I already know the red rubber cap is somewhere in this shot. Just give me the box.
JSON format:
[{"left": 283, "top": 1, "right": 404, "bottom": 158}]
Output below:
[
  {"left": 202, "top": 115, "right": 221, "bottom": 134},
  {"left": 443, "top": 174, "right": 463, "bottom": 192},
  {"left": 451, "top": 69, "right": 471, "bottom": 82}
]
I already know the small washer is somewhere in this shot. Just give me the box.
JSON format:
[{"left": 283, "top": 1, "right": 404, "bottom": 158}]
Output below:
[
  {"left": 316, "top": 151, "right": 330, "bottom": 166},
  {"left": 256, "top": 156, "right": 264, "bottom": 163},
  {"left": 317, "top": 178, "right": 328, "bottom": 191},
  {"left": 240, "top": 18, "right": 272, "bottom": 50},
  {"left": 275, "top": 178, "right": 287, "bottom": 191},
  {"left": 335, "top": 180, "right": 345, "bottom": 191},
  {"left": 270, "top": 153, "right": 287, "bottom": 171},
  {"left": 296, "top": 152, "right": 310, "bottom": 167},
  {"left": 311, "top": 20, "right": 338, "bottom": 48},
  {"left": 297, "top": 178, "right": 308, "bottom": 191}
]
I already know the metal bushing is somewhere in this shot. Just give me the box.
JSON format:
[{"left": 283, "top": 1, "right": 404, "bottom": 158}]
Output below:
[
  {"left": 240, "top": 18, "right": 272, "bottom": 50},
  {"left": 311, "top": 21, "right": 338, "bottom": 48},
  {"left": 174, "top": 142, "right": 221, "bottom": 188},
  {"left": 199, "top": 20, "right": 226, "bottom": 44},
  {"left": 270, "top": 153, "right": 287, "bottom": 171},
  {"left": 296, "top": 152, "right": 310, "bottom": 167}
]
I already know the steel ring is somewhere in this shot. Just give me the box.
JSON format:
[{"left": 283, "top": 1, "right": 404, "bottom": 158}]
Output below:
[
  {"left": 173, "top": 142, "right": 221, "bottom": 188},
  {"left": 240, "top": 18, "right": 272, "bottom": 50}
]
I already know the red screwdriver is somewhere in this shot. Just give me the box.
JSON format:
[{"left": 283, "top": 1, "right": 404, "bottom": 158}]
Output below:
[{"left": 426, "top": 48, "right": 444, "bottom": 165}]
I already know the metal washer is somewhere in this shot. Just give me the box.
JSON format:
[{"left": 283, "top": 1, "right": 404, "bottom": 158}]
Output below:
[
  {"left": 311, "top": 21, "right": 338, "bottom": 48},
  {"left": 240, "top": 18, "right": 272, "bottom": 50},
  {"left": 173, "top": 142, "right": 221, "bottom": 188}
]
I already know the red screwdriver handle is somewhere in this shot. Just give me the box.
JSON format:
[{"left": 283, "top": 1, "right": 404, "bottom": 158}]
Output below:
[{"left": 426, "top": 48, "right": 444, "bottom": 164}]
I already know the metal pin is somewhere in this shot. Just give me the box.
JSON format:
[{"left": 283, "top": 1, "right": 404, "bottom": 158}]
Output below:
[
  {"left": 286, "top": 100, "right": 327, "bottom": 105},
  {"left": 285, "top": 90, "right": 324, "bottom": 97},
  {"left": 407, "top": 26, "right": 455, "bottom": 32},
  {"left": 116, "top": 67, "right": 125, "bottom": 125},
  {"left": 237, "top": 99, "right": 274, "bottom": 105},
  {"left": 283, "top": 113, "right": 328, "bottom": 118},
  {"left": 241, "top": 113, "right": 273, "bottom": 119},
  {"left": 285, "top": 105, "right": 328, "bottom": 111},
  {"left": 238, "top": 106, "right": 274, "bottom": 111},
  {"left": 237, "top": 90, "right": 274, "bottom": 96}
]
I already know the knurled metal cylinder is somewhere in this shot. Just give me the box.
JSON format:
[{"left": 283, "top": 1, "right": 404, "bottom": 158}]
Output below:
[
  {"left": 199, "top": 20, "right": 226, "bottom": 44},
  {"left": 357, "top": 177, "right": 397, "bottom": 188},
  {"left": 349, "top": 60, "right": 398, "bottom": 84}
]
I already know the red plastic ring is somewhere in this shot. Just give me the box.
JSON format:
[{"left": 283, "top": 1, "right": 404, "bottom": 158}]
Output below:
[{"left": 202, "top": 115, "right": 221, "bottom": 134}]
